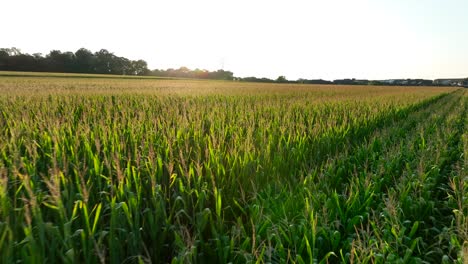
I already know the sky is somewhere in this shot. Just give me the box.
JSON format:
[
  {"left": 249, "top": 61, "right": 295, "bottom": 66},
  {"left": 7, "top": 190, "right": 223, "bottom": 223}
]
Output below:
[{"left": 2, "top": 0, "right": 468, "bottom": 80}]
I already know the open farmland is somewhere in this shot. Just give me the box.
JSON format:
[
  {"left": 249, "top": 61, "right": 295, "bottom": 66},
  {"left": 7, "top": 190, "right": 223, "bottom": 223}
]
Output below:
[{"left": 0, "top": 73, "right": 466, "bottom": 263}]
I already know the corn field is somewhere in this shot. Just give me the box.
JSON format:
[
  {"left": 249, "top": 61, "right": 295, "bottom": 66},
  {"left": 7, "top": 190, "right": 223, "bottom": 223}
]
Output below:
[{"left": 0, "top": 75, "right": 466, "bottom": 263}]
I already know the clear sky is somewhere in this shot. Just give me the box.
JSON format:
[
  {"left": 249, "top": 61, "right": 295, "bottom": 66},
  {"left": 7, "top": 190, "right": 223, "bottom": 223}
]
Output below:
[{"left": 2, "top": 0, "right": 467, "bottom": 80}]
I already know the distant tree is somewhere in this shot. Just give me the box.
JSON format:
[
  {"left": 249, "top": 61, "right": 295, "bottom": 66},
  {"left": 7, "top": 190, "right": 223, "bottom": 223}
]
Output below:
[
  {"left": 178, "top": 66, "right": 190, "bottom": 75},
  {"left": 107, "top": 56, "right": 129, "bottom": 75},
  {"left": 94, "top": 49, "right": 114, "bottom": 74},
  {"left": 62, "top": 52, "right": 76, "bottom": 72},
  {"left": 240, "top": 76, "right": 274, "bottom": 83},
  {"left": 276, "top": 76, "right": 287, "bottom": 83},
  {"left": 368, "top": 81, "right": 383, "bottom": 86},
  {"left": 45, "top": 50, "right": 76, "bottom": 72},
  {"left": 193, "top": 68, "right": 209, "bottom": 79},
  {"left": 333, "top": 79, "right": 357, "bottom": 85},
  {"left": 300, "top": 79, "right": 332, "bottom": 84},
  {"left": 0, "top": 49, "right": 9, "bottom": 70},
  {"left": 0, "top": 49, "right": 9, "bottom": 58},
  {"left": 210, "top": 69, "right": 234, "bottom": 80},
  {"left": 150, "top": 69, "right": 163, "bottom": 76},
  {"left": 120, "top": 57, "right": 133, "bottom": 75},
  {"left": 74, "top": 48, "right": 95, "bottom": 73},
  {"left": 1, "top": 47, "right": 21, "bottom": 56},
  {"left": 0, "top": 48, "right": 42, "bottom": 72},
  {"left": 7, "top": 54, "right": 38, "bottom": 72},
  {"left": 131, "top": 60, "right": 149, "bottom": 75},
  {"left": 45, "top": 50, "right": 63, "bottom": 71}
]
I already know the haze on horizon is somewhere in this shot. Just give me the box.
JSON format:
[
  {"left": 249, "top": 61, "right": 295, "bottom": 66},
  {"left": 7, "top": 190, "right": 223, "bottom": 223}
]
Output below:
[{"left": 2, "top": 0, "right": 467, "bottom": 81}]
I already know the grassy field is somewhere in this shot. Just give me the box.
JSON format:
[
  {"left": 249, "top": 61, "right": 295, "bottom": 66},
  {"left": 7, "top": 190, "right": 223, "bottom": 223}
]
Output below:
[{"left": 0, "top": 73, "right": 466, "bottom": 263}]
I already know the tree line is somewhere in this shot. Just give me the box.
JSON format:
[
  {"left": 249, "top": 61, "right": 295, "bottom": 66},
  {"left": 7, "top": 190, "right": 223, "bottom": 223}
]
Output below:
[
  {"left": 0, "top": 47, "right": 234, "bottom": 80},
  {"left": 0, "top": 47, "right": 149, "bottom": 75},
  {"left": 150, "top": 67, "right": 233, "bottom": 80}
]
